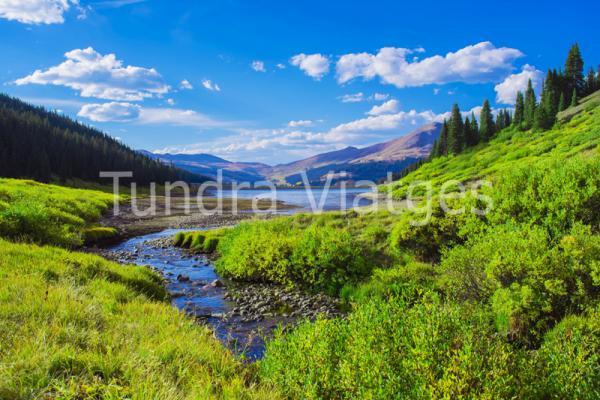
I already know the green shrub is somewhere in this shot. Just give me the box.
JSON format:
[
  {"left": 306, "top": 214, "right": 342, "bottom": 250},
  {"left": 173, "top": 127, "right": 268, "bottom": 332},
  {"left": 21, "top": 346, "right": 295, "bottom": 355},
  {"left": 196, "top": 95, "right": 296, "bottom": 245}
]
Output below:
[
  {"left": 490, "top": 155, "right": 600, "bottom": 238},
  {"left": 83, "top": 226, "right": 118, "bottom": 244},
  {"left": 532, "top": 305, "right": 600, "bottom": 399},
  {"left": 215, "top": 220, "right": 372, "bottom": 294},
  {"left": 440, "top": 223, "right": 600, "bottom": 343},
  {"left": 261, "top": 294, "right": 525, "bottom": 399}
]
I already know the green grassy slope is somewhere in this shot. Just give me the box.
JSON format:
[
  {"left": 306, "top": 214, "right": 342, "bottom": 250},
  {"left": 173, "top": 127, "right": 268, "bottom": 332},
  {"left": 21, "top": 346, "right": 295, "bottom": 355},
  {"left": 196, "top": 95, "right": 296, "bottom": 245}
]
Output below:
[
  {"left": 0, "top": 240, "right": 274, "bottom": 399},
  {"left": 0, "top": 178, "right": 118, "bottom": 247},
  {"left": 385, "top": 92, "right": 600, "bottom": 198}
]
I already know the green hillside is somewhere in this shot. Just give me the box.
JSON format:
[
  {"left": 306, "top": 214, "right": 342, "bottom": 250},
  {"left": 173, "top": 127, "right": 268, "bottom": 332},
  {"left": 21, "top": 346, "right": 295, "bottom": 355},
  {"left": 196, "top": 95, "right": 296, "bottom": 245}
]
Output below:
[{"left": 386, "top": 90, "right": 600, "bottom": 199}]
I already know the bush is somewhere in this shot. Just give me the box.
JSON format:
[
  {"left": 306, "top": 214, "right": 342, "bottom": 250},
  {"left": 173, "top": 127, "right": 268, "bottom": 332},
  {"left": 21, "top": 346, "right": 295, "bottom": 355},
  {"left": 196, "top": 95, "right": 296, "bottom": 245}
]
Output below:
[
  {"left": 260, "top": 294, "right": 525, "bottom": 399},
  {"left": 83, "top": 226, "right": 118, "bottom": 244},
  {"left": 439, "top": 223, "right": 600, "bottom": 343},
  {"left": 215, "top": 219, "right": 371, "bottom": 294}
]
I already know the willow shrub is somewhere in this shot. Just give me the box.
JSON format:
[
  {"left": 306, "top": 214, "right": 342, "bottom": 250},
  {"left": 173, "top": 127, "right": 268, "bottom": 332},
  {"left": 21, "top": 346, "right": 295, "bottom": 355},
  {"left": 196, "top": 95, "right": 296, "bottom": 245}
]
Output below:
[
  {"left": 260, "top": 293, "right": 529, "bottom": 399},
  {"left": 215, "top": 219, "right": 369, "bottom": 294}
]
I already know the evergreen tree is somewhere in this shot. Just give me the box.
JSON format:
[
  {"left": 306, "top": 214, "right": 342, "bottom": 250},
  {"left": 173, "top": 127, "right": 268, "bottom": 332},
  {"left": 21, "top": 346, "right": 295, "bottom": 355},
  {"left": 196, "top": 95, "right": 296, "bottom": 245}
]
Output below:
[
  {"left": 564, "top": 43, "right": 585, "bottom": 95},
  {"left": 586, "top": 67, "right": 596, "bottom": 95},
  {"left": 558, "top": 92, "right": 566, "bottom": 112},
  {"left": 479, "top": 100, "right": 495, "bottom": 141},
  {"left": 430, "top": 138, "right": 440, "bottom": 159},
  {"left": 513, "top": 91, "right": 524, "bottom": 127},
  {"left": 447, "top": 103, "right": 464, "bottom": 154},
  {"left": 570, "top": 88, "right": 578, "bottom": 107},
  {"left": 438, "top": 121, "right": 449, "bottom": 156},
  {"left": 470, "top": 112, "right": 479, "bottom": 142},
  {"left": 463, "top": 116, "right": 476, "bottom": 148},
  {"left": 523, "top": 79, "right": 537, "bottom": 129}
]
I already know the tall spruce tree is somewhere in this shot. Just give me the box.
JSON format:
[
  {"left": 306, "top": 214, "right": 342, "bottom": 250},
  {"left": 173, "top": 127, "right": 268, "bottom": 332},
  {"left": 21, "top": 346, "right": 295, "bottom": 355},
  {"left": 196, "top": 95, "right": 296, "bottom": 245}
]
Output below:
[
  {"left": 438, "top": 121, "right": 449, "bottom": 156},
  {"left": 565, "top": 43, "right": 585, "bottom": 96},
  {"left": 479, "top": 99, "right": 495, "bottom": 141},
  {"left": 586, "top": 67, "right": 596, "bottom": 95},
  {"left": 470, "top": 112, "right": 479, "bottom": 142},
  {"left": 523, "top": 79, "right": 537, "bottom": 129},
  {"left": 571, "top": 88, "right": 578, "bottom": 107},
  {"left": 558, "top": 92, "right": 566, "bottom": 112},
  {"left": 447, "top": 103, "right": 464, "bottom": 154},
  {"left": 513, "top": 91, "right": 524, "bottom": 127}
]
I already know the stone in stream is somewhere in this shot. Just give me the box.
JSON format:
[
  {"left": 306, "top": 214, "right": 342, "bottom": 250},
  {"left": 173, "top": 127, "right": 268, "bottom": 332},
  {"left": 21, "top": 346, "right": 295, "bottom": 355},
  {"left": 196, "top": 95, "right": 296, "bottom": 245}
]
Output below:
[{"left": 177, "top": 274, "right": 190, "bottom": 282}]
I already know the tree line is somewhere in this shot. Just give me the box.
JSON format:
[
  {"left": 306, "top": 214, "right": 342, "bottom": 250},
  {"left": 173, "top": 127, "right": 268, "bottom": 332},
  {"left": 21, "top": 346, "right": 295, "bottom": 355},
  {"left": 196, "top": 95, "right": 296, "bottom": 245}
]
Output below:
[
  {"left": 429, "top": 44, "right": 599, "bottom": 159},
  {"left": 0, "top": 94, "right": 204, "bottom": 184}
]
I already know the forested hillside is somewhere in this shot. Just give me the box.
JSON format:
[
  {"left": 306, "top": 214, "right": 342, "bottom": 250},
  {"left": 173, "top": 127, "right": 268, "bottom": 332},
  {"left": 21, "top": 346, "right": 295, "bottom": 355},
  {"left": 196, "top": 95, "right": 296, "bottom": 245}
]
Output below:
[{"left": 0, "top": 94, "right": 203, "bottom": 184}]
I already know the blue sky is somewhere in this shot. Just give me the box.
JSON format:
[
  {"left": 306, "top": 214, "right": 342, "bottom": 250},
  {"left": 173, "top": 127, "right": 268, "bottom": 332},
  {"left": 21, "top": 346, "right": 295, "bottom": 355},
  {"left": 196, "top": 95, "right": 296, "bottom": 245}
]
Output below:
[{"left": 1, "top": 0, "right": 598, "bottom": 164}]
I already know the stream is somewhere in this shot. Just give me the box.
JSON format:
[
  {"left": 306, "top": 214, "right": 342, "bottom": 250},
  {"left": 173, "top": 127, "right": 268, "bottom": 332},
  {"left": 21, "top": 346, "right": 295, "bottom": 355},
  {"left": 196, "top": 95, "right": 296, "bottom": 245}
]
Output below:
[
  {"left": 104, "top": 189, "right": 369, "bottom": 360},
  {"left": 106, "top": 228, "right": 340, "bottom": 361}
]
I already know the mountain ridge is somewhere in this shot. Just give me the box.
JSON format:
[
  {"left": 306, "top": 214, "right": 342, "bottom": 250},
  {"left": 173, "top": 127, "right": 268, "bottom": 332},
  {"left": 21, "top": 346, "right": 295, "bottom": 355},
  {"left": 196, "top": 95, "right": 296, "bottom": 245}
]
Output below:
[{"left": 146, "top": 122, "right": 442, "bottom": 184}]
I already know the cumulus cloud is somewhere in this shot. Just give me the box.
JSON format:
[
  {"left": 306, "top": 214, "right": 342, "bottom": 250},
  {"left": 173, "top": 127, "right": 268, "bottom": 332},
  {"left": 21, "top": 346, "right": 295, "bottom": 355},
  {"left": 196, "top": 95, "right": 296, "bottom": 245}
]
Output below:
[
  {"left": 166, "top": 98, "right": 175, "bottom": 105},
  {"left": 494, "top": 64, "right": 543, "bottom": 104},
  {"left": 77, "top": 102, "right": 227, "bottom": 129},
  {"left": 15, "top": 47, "right": 170, "bottom": 101},
  {"left": 338, "top": 92, "right": 364, "bottom": 103},
  {"left": 0, "top": 0, "right": 78, "bottom": 24},
  {"left": 336, "top": 41, "right": 523, "bottom": 88},
  {"left": 201, "top": 79, "right": 221, "bottom": 92},
  {"left": 251, "top": 60, "right": 266, "bottom": 72},
  {"left": 367, "top": 99, "right": 399, "bottom": 116},
  {"left": 288, "top": 119, "right": 314, "bottom": 128},
  {"left": 179, "top": 79, "right": 193, "bottom": 90},
  {"left": 77, "top": 102, "right": 141, "bottom": 122},
  {"left": 276, "top": 63, "right": 286, "bottom": 69},
  {"left": 289, "top": 53, "right": 330, "bottom": 80},
  {"left": 370, "top": 93, "right": 389, "bottom": 101},
  {"left": 329, "top": 109, "right": 439, "bottom": 138}
]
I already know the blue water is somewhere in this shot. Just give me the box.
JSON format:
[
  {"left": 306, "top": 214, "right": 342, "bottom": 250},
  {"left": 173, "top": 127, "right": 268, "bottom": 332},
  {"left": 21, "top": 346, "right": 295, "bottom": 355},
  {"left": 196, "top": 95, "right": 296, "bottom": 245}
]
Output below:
[
  {"left": 217, "top": 187, "right": 374, "bottom": 212},
  {"left": 107, "top": 229, "right": 275, "bottom": 360}
]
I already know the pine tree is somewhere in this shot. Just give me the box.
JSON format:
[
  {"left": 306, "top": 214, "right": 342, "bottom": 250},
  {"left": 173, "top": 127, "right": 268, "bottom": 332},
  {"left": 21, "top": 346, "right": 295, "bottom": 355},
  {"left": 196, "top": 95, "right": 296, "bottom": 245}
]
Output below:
[
  {"left": 470, "top": 112, "right": 479, "bottom": 143},
  {"left": 513, "top": 91, "right": 524, "bottom": 127},
  {"left": 447, "top": 103, "right": 464, "bottom": 154},
  {"left": 438, "top": 121, "right": 449, "bottom": 156},
  {"left": 558, "top": 92, "right": 566, "bottom": 112},
  {"left": 479, "top": 99, "right": 495, "bottom": 141},
  {"left": 430, "top": 138, "right": 440, "bottom": 159},
  {"left": 570, "top": 88, "right": 578, "bottom": 107},
  {"left": 586, "top": 67, "right": 596, "bottom": 95},
  {"left": 565, "top": 43, "right": 585, "bottom": 95},
  {"left": 523, "top": 79, "right": 537, "bottom": 130}
]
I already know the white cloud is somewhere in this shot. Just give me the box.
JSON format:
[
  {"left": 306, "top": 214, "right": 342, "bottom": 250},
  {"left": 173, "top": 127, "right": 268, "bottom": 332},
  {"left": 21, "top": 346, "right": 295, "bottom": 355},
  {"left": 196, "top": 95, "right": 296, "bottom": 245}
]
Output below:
[
  {"left": 289, "top": 53, "right": 330, "bottom": 80},
  {"left": 338, "top": 92, "right": 364, "bottom": 103},
  {"left": 433, "top": 88, "right": 440, "bottom": 95},
  {"left": 276, "top": 63, "right": 286, "bottom": 69},
  {"left": 77, "top": 102, "right": 141, "bottom": 122},
  {"left": 370, "top": 93, "right": 389, "bottom": 101},
  {"left": 288, "top": 119, "right": 314, "bottom": 128},
  {"left": 166, "top": 98, "right": 175, "bottom": 105},
  {"left": 179, "top": 79, "right": 193, "bottom": 90},
  {"left": 15, "top": 47, "right": 170, "bottom": 101},
  {"left": 0, "top": 0, "right": 78, "bottom": 25},
  {"left": 336, "top": 42, "right": 523, "bottom": 88},
  {"left": 367, "top": 99, "right": 399, "bottom": 116},
  {"left": 77, "top": 102, "right": 227, "bottom": 129},
  {"left": 494, "top": 64, "right": 543, "bottom": 104},
  {"left": 251, "top": 60, "right": 266, "bottom": 72},
  {"left": 329, "top": 109, "right": 439, "bottom": 138},
  {"left": 201, "top": 79, "right": 221, "bottom": 92}
]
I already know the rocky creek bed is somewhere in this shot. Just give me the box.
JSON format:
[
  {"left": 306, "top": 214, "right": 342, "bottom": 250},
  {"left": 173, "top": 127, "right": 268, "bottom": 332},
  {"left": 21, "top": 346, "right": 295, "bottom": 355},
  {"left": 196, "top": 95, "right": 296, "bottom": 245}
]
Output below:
[{"left": 98, "top": 228, "right": 342, "bottom": 361}]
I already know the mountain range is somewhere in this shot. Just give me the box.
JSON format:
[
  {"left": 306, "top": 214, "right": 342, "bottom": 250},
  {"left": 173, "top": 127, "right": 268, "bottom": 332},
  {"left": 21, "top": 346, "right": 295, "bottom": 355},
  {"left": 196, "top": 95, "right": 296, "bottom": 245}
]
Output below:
[{"left": 145, "top": 122, "right": 442, "bottom": 185}]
